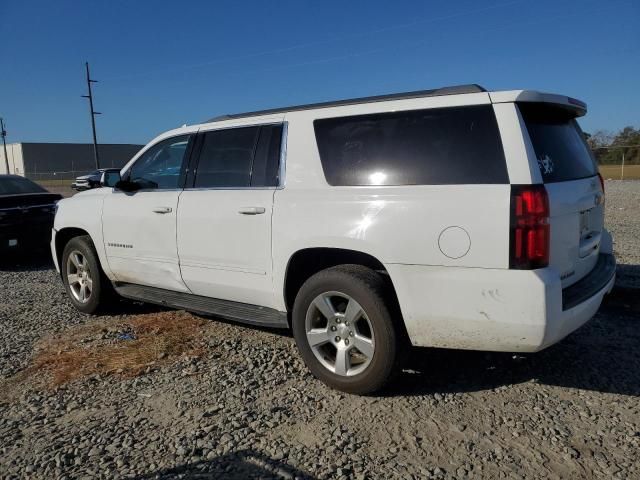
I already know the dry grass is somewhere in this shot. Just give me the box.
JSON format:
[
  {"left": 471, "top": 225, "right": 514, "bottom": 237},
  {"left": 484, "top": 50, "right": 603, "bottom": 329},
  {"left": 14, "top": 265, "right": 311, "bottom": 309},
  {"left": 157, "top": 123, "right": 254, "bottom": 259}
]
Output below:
[
  {"left": 599, "top": 164, "right": 640, "bottom": 180},
  {"left": 1, "top": 311, "right": 207, "bottom": 397}
]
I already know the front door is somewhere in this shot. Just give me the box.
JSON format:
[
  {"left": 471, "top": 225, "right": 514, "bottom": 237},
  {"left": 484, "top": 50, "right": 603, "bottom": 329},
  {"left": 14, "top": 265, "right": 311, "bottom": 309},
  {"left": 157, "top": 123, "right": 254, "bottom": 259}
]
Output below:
[
  {"left": 102, "top": 134, "right": 193, "bottom": 291},
  {"left": 177, "top": 123, "right": 284, "bottom": 307}
]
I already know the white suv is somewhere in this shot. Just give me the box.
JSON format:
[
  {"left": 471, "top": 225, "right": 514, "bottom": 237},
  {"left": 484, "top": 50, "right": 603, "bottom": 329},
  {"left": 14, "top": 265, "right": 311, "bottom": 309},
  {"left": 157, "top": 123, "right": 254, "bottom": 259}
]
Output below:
[{"left": 52, "top": 84, "right": 616, "bottom": 394}]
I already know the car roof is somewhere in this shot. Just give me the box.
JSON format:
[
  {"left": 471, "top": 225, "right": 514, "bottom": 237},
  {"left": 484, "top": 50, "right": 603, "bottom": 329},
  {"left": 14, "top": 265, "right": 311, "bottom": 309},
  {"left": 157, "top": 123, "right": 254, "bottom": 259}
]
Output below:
[
  {"left": 142, "top": 84, "right": 587, "bottom": 156},
  {"left": 202, "top": 84, "right": 586, "bottom": 124},
  {"left": 205, "top": 84, "right": 487, "bottom": 122}
]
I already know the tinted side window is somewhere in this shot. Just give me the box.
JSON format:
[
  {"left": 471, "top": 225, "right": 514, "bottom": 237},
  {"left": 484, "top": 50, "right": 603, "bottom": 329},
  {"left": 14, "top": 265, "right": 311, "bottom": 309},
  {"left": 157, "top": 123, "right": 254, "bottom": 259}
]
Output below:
[
  {"left": 314, "top": 105, "right": 508, "bottom": 186},
  {"left": 251, "top": 124, "right": 283, "bottom": 187},
  {"left": 195, "top": 127, "right": 260, "bottom": 188},
  {"left": 519, "top": 103, "right": 597, "bottom": 183}
]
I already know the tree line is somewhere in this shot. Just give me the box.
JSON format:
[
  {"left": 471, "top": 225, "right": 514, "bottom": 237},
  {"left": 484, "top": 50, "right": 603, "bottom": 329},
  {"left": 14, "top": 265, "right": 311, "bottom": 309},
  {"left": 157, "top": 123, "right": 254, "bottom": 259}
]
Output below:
[{"left": 585, "top": 126, "right": 640, "bottom": 165}]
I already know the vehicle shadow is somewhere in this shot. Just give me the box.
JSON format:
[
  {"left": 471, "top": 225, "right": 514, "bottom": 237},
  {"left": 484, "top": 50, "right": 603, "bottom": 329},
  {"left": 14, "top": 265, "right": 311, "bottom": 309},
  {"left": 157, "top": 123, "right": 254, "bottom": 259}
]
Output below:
[
  {"left": 387, "top": 281, "right": 640, "bottom": 398},
  {"left": 134, "top": 449, "right": 314, "bottom": 480},
  {"left": 616, "top": 262, "right": 640, "bottom": 289}
]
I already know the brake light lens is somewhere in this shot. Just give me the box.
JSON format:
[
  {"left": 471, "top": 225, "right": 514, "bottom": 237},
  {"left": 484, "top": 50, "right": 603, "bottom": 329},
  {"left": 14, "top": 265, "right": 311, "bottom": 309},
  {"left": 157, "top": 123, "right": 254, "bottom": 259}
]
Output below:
[{"left": 510, "top": 185, "right": 550, "bottom": 269}]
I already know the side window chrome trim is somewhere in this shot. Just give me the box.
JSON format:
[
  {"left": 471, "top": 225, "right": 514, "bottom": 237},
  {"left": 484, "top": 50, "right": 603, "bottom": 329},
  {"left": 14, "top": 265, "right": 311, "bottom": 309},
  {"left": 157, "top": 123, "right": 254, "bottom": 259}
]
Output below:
[
  {"left": 277, "top": 122, "right": 288, "bottom": 189},
  {"left": 183, "top": 121, "right": 288, "bottom": 191},
  {"left": 180, "top": 187, "right": 278, "bottom": 192},
  {"left": 115, "top": 188, "right": 185, "bottom": 193},
  {"left": 198, "top": 120, "right": 284, "bottom": 134}
]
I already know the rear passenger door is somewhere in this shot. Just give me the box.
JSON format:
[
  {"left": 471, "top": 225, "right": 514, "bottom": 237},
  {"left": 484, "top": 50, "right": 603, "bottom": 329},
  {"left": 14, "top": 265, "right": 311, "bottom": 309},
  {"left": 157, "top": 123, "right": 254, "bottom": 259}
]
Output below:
[{"left": 177, "top": 123, "right": 284, "bottom": 308}]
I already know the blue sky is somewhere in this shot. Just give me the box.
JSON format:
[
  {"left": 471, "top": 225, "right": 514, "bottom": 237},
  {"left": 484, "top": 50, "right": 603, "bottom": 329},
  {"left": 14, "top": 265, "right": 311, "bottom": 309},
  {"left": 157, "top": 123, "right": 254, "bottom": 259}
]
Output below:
[{"left": 1, "top": 0, "right": 638, "bottom": 145}]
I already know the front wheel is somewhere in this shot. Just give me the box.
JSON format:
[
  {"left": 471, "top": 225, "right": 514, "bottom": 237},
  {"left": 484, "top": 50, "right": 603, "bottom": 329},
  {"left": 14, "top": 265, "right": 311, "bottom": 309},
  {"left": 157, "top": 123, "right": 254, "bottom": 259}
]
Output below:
[
  {"left": 292, "top": 265, "right": 404, "bottom": 394},
  {"left": 61, "top": 235, "right": 113, "bottom": 314}
]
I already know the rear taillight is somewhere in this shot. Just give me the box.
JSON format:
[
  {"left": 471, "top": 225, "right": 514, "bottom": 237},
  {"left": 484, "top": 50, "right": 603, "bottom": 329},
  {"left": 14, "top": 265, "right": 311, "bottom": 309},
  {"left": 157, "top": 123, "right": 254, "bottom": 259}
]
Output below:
[
  {"left": 597, "top": 172, "right": 605, "bottom": 194},
  {"left": 510, "top": 185, "right": 550, "bottom": 269}
]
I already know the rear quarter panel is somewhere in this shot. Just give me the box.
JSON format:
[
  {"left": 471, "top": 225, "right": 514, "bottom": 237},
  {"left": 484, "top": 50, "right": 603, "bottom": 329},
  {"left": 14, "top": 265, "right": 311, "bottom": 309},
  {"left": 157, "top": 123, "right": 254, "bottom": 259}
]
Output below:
[{"left": 272, "top": 97, "right": 512, "bottom": 310}]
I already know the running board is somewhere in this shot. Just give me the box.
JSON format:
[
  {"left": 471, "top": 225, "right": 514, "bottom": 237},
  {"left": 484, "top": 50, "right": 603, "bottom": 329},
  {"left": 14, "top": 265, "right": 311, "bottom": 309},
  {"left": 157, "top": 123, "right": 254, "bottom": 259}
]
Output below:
[{"left": 113, "top": 283, "right": 288, "bottom": 329}]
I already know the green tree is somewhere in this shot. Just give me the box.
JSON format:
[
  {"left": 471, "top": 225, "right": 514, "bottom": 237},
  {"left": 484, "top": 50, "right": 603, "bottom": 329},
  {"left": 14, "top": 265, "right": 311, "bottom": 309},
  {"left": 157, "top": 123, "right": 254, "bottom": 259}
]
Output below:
[{"left": 586, "top": 127, "right": 640, "bottom": 165}]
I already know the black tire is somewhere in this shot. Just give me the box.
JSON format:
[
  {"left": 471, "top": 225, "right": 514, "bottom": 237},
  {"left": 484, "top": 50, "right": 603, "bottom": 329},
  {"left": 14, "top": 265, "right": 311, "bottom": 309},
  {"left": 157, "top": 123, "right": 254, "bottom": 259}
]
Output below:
[
  {"left": 292, "top": 264, "right": 405, "bottom": 395},
  {"left": 61, "top": 235, "right": 114, "bottom": 314}
]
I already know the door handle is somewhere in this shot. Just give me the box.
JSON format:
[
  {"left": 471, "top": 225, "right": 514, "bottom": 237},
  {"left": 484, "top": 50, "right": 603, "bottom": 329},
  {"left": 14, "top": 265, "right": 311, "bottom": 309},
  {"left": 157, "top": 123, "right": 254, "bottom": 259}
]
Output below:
[
  {"left": 238, "top": 206, "right": 266, "bottom": 215},
  {"left": 152, "top": 206, "right": 173, "bottom": 214}
]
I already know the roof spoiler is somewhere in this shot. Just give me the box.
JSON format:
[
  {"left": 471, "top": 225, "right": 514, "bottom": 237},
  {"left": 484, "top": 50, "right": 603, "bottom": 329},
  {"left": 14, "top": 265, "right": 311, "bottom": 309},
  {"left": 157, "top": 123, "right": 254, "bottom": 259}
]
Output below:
[{"left": 489, "top": 91, "right": 587, "bottom": 117}]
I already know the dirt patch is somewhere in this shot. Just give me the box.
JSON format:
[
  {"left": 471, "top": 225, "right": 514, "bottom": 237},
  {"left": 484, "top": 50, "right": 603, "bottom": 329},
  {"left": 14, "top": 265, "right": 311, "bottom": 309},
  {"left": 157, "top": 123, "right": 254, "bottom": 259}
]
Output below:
[{"left": 0, "top": 310, "right": 206, "bottom": 399}]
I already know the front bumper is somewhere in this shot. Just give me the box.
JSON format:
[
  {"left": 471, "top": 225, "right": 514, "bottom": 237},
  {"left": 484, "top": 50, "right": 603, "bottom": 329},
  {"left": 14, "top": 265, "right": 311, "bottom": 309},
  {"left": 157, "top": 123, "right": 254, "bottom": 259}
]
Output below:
[{"left": 386, "top": 253, "right": 616, "bottom": 352}]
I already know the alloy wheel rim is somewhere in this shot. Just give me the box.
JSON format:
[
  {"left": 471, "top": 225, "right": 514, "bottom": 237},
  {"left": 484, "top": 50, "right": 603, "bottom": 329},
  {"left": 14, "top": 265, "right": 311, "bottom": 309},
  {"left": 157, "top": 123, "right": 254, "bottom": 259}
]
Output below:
[
  {"left": 304, "top": 291, "right": 375, "bottom": 377},
  {"left": 66, "top": 250, "right": 93, "bottom": 303}
]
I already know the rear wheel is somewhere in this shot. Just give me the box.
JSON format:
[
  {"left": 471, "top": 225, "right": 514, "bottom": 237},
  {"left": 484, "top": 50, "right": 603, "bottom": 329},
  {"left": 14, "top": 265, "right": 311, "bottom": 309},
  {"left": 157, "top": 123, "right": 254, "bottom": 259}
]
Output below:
[
  {"left": 292, "top": 265, "right": 403, "bottom": 394},
  {"left": 61, "top": 235, "right": 113, "bottom": 314}
]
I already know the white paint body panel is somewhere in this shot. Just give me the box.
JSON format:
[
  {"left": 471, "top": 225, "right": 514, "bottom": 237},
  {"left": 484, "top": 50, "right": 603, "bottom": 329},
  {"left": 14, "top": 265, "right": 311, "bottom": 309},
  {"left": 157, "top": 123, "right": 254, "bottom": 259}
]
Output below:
[
  {"left": 177, "top": 189, "right": 276, "bottom": 307},
  {"left": 544, "top": 178, "right": 604, "bottom": 288},
  {"left": 51, "top": 189, "right": 111, "bottom": 276},
  {"left": 102, "top": 189, "right": 188, "bottom": 292},
  {"left": 51, "top": 87, "right": 614, "bottom": 354},
  {"left": 386, "top": 262, "right": 614, "bottom": 352}
]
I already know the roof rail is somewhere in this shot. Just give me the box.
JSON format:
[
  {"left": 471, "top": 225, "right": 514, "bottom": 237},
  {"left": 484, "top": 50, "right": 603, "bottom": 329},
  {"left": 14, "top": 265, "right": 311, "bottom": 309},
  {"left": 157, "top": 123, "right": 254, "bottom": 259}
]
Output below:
[{"left": 206, "top": 84, "right": 487, "bottom": 123}]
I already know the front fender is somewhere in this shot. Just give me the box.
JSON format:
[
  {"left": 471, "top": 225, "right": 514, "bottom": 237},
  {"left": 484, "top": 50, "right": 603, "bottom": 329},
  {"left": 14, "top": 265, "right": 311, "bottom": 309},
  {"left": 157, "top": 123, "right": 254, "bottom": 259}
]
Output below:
[{"left": 53, "top": 190, "right": 113, "bottom": 279}]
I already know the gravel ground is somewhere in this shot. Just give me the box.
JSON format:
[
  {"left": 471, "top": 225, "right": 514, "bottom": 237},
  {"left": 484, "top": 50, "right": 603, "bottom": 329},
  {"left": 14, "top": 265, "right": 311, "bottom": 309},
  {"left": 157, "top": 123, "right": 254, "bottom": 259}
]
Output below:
[{"left": 1, "top": 180, "right": 639, "bottom": 479}]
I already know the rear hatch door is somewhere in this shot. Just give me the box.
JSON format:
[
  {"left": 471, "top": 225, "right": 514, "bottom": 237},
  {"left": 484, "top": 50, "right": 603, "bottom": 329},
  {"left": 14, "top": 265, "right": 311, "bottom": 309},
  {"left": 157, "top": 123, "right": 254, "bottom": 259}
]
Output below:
[{"left": 519, "top": 103, "right": 603, "bottom": 287}]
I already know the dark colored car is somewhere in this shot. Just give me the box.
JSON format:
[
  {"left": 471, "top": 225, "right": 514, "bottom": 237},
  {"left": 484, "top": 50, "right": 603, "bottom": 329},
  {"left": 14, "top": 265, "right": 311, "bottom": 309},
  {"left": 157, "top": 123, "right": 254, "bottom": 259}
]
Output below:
[
  {"left": 71, "top": 168, "right": 120, "bottom": 191},
  {"left": 0, "top": 175, "right": 62, "bottom": 254}
]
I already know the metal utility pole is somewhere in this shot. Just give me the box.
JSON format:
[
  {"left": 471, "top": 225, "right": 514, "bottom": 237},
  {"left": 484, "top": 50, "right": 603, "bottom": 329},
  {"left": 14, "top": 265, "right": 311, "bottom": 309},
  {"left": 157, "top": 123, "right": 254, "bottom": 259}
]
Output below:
[
  {"left": 0, "top": 117, "right": 11, "bottom": 174},
  {"left": 81, "top": 62, "right": 101, "bottom": 169},
  {"left": 0, "top": 118, "right": 9, "bottom": 174}
]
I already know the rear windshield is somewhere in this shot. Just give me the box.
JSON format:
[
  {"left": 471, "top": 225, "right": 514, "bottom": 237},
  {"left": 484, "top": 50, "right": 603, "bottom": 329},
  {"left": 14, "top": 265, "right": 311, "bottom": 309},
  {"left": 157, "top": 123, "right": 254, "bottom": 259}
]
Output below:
[
  {"left": 0, "top": 176, "right": 47, "bottom": 195},
  {"left": 314, "top": 105, "right": 508, "bottom": 186},
  {"left": 519, "top": 103, "right": 597, "bottom": 183}
]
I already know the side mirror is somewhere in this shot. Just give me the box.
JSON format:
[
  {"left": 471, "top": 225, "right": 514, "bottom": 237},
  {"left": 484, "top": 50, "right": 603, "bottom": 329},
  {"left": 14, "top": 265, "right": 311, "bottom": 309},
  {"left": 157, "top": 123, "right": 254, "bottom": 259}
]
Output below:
[{"left": 100, "top": 170, "right": 121, "bottom": 188}]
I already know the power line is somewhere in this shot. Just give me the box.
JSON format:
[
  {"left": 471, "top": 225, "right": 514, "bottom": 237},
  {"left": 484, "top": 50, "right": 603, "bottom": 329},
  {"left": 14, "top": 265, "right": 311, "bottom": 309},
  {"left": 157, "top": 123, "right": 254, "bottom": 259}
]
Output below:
[
  {"left": 102, "top": 0, "right": 631, "bottom": 88},
  {"left": 187, "top": 1, "right": 634, "bottom": 88},
  {"left": 103, "top": 0, "right": 529, "bottom": 82}
]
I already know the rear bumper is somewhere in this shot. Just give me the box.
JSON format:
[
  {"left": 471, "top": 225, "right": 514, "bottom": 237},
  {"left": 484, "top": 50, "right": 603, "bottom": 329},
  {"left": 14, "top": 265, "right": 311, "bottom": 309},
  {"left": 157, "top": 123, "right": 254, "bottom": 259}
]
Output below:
[
  {"left": 386, "top": 252, "right": 616, "bottom": 352},
  {"left": 562, "top": 253, "right": 615, "bottom": 310}
]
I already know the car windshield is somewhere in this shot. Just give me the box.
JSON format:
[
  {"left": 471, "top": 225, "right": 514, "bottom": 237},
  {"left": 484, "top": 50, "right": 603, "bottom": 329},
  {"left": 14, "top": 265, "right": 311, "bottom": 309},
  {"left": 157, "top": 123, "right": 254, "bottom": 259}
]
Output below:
[{"left": 0, "top": 176, "right": 47, "bottom": 195}]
